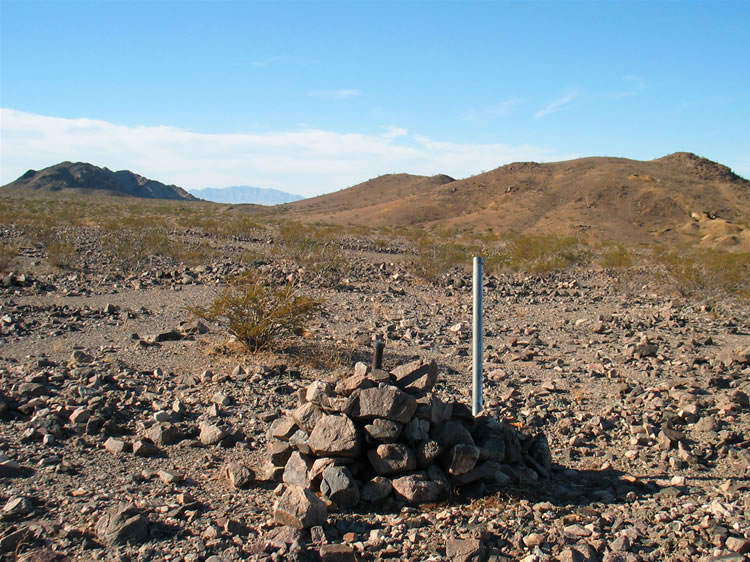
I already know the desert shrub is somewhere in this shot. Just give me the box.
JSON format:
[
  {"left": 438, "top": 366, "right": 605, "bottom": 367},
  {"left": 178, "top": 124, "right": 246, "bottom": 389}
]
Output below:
[
  {"left": 100, "top": 227, "right": 171, "bottom": 273},
  {"left": 278, "top": 222, "right": 345, "bottom": 283},
  {"left": 653, "top": 247, "right": 750, "bottom": 302},
  {"left": 599, "top": 244, "right": 634, "bottom": 269},
  {"left": 20, "top": 223, "right": 57, "bottom": 249},
  {"left": 488, "top": 234, "right": 589, "bottom": 274},
  {"left": 168, "top": 238, "right": 220, "bottom": 266},
  {"left": 47, "top": 234, "right": 78, "bottom": 269},
  {"left": 191, "top": 271, "right": 321, "bottom": 352},
  {"left": 410, "top": 234, "right": 477, "bottom": 282},
  {"left": 222, "top": 215, "right": 265, "bottom": 238},
  {"left": 0, "top": 243, "right": 17, "bottom": 272}
]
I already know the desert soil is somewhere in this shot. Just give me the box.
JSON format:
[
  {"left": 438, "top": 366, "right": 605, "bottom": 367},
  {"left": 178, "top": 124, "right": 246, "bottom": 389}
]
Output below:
[{"left": 1, "top": 228, "right": 749, "bottom": 562}]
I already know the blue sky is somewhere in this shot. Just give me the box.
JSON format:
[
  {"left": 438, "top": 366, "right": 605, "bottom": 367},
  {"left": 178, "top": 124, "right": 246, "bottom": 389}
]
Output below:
[{"left": 1, "top": 0, "right": 748, "bottom": 196}]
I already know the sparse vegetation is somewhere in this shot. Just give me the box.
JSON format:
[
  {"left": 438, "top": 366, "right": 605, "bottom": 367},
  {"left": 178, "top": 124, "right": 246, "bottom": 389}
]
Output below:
[
  {"left": 653, "top": 247, "right": 750, "bottom": 302},
  {"left": 0, "top": 242, "right": 17, "bottom": 272},
  {"left": 46, "top": 234, "right": 78, "bottom": 269},
  {"left": 599, "top": 243, "right": 634, "bottom": 269},
  {"left": 410, "top": 234, "right": 478, "bottom": 282},
  {"left": 98, "top": 227, "right": 170, "bottom": 273},
  {"left": 278, "top": 222, "right": 345, "bottom": 283},
  {"left": 487, "top": 234, "right": 590, "bottom": 274},
  {"left": 190, "top": 271, "right": 322, "bottom": 352}
]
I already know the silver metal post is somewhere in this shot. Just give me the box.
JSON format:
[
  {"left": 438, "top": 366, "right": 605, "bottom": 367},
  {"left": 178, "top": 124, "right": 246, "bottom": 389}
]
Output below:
[{"left": 472, "top": 256, "right": 483, "bottom": 416}]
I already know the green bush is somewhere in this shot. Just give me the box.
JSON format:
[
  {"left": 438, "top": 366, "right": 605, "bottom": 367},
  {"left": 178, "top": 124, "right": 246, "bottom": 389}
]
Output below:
[{"left": 191, "top": 271, "right": 322, "bottom": 352}]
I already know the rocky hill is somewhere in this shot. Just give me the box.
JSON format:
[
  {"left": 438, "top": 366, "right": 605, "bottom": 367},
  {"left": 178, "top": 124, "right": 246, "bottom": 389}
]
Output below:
[
  {"left": 282, "top": 153, "right": 750, "bottom": 250},
  {"left": 2, "top": 162, "right": 198, "bottom": 201}
]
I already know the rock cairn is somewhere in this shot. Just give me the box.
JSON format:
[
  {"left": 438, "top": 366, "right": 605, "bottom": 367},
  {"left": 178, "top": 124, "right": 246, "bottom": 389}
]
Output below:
[{"left": 267, "top": 359, "right": 553, "bottom": 528}]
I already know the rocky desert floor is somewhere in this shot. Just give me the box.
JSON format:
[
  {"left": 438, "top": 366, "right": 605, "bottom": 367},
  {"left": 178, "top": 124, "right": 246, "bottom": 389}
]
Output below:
[{"left": 1, "top": 226, "right": 749, "bottom": 562}]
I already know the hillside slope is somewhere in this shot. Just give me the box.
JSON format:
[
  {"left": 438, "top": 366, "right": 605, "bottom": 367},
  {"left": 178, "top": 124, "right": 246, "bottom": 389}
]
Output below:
[{"left": 282, "top": 153, "right": 750, "bottom": 249}]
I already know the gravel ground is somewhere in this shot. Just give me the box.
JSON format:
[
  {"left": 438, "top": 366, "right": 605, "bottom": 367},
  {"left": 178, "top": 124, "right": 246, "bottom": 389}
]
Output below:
[{"left": 1, "top": 230, "right": 749, "bottom": 562}]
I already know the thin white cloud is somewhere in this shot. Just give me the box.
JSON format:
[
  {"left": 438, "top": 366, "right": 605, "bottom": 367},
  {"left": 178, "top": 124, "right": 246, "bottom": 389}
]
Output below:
[
  {"left": 308, "top": 89, "right": 361, "bottom": 99},
  {"left": 0, "top": 108, "right": 579, "bottom": 197},
  {"left": 535, "top": 92, "right": 579, "bottom": 118},
  {"left": 462, "top": 98, "right": 524, "bottom": 121},
  {"left": 614, "top": 75, "right": 645, "bottom": 98}
]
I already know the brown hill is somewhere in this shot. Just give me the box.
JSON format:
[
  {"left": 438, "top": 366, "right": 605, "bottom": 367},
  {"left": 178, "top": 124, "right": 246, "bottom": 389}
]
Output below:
[
  {"left": 282, "top": 152, "right": 750, "bottom": 249},
  {"left": 2, "top": 161, "right": 198, "bottom": 201}
]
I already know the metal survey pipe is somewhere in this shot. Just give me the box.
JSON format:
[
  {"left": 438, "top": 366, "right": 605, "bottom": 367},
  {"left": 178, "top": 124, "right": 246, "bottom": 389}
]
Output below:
[{"left": 472, "top": 256, "right": 483, "bottom": 416}]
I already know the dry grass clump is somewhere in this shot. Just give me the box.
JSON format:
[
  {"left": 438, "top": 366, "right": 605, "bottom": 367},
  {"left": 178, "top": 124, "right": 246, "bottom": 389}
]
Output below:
[{"left": 190, "top": 271, "right": 322, "bottom": 352}]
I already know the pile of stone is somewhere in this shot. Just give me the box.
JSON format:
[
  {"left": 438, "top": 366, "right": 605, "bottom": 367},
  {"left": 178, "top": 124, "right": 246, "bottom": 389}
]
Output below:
[{"left": 266, "top": 359, "right": 552, "bottom": 528}]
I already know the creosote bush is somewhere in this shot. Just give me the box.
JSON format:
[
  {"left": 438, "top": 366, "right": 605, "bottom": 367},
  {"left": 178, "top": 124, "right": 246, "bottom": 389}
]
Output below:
[
  {"left": 99, "top": 227, "right": 171, "bottom": 273},
  {"left": 654, "top": 247, "right": 750, "bottom": 302},
  {"left": 410, "top": 234, "right": 478, "bottom": 282},
  {"left": 191, "top": 271, "right": 321, "bottom": 352},
  {"left": 47, "top": 236, "right": 78, "bottom": 269},
  {"left": 488, "top": 234, "right": 590, "bottom": 274},
  {"left": 599, "top": 244, "right": 634, "bottom": 269},
  {"left": 0, "top": 242, "right": 17, "bottom": 272},
  {"left": 278, "top": 222, "right": 345, "bottom": 284}
]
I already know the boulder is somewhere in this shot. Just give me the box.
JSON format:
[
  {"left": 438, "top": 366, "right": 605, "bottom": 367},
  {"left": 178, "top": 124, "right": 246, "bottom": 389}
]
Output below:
[
  {"left": 352, "top": 386, "right": 417, "bottom": 423},
  {"left": 198, "top": 421, "right": 227, "bottom": 446},
  {"left": 95, "top": 503, "right": 149, "bottom": 546},
  {"left": 292, "top": 402, "right": 322, "bottom": 433},
  {"left": 447, "top": 443, "right": 480, "bottom": 476},
  {"left": 320, "top": 466, "right": 360, "bottom": 508},
  {"left": 145, "top": 423, "right": 182, "bottom": 446},
  {"left": 364, "top": 418, "right": 403, "bottom": 444},
  {"left": 283, "top": 451, "right": 313, "bottom": 488},
  {"left": 268, "top": 416, "right": 298, "bottom": 441},
  {"left": 367, "top": 443, "right": 417, "bottom": 475},
  {"left": 334, "top": 372, "right": 375, "bottom": 397},
  {"left": 391, "top": 473, "right": 441, "bottom": 504},
  {"left": 391, "top": 359, "right": 438, "bottom": 394},
  {"left": 361, "top": 476, "right": 393, "bottom": 502},
  {"left": 308, "top": 415, "right": 361, "bottom": 457},
  {"left": 432, "top": 421, "right": 475, "bottom": 449},
  {"left": 273, "top": 486, "right": 327, "bottom": 529},
  {"left": 223, "top": 462, "right": 253, "bottom": 489}
]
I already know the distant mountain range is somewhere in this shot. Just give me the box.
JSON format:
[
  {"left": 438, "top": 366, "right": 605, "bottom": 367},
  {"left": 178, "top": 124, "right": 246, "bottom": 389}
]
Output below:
[
  {"left": 189, "top": 186, "right": 304, "bottom": 205},
  {"left": 2, "top": 161, "right": 197, "bottom": 201}
]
